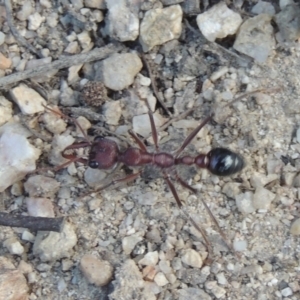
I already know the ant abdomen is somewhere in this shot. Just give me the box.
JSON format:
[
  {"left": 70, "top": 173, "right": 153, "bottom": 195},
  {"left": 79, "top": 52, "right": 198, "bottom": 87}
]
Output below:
[{"left": 205, "top": 148, "right": 244, "bottom": 176}]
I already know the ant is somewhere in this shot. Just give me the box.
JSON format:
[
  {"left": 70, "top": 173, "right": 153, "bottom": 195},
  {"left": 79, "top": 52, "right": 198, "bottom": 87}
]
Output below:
[{"left": 42, "top": 91, "right": 250, "bottom": 259}]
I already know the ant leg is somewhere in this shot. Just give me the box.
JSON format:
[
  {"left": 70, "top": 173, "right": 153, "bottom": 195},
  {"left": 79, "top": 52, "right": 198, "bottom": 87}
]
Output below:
[
  {"left": 128, "top": 130, "right": 147, "bottom": 152},
  {"left": 43, "top": 105, "right": 91, "bottom": 145},
  {"left": 175, "top": 173, "right": 236, "bottom": 255},
  {"left": 174, "top": 115, "right": 212, "bottom": 158},
  {"left": 162, "top": 170, "right": 213, "bottom": 256},
  {"left": 81, "top": 170, "right": 142, "bottom": 198}
]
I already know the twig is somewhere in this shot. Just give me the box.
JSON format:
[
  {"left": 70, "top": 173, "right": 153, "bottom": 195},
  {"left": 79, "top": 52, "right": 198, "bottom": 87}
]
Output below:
[
  {"left": 4, "top": 0, "right": 41, "bottom": 57},
  {"left": 141, "top": 54, "right": 172, "bottom": 116},
  {"left": 0, "top": 43, "right": 123, "bottom": 89},
  {"left": 0, "top": 212, "right": 65, "bottom": 232}
]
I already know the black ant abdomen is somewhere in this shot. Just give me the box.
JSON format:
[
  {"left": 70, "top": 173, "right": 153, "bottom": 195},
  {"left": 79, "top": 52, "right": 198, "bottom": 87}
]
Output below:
[{"left": 206, "top": 148, "right": 244, "bottom": 176}]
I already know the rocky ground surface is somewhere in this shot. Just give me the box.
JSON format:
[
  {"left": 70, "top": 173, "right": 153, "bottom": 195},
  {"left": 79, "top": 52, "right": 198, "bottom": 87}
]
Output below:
[{"left": 0, "top": 0, "right": 300, "bottom": 299}]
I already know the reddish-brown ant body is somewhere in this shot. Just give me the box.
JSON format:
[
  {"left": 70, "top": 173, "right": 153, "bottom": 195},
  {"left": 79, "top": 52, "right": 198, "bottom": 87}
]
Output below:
[{"left": 44, "top": 98, "right": 245, "bottom": 256}]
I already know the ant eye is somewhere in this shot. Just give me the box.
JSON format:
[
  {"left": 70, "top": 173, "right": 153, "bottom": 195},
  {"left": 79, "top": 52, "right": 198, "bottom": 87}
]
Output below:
[
  {"left": 94, "top": 136, "right": 104, "bottom": 141},
  {"left": 89, "top": 161, "right": 99, "bottom": 169}
]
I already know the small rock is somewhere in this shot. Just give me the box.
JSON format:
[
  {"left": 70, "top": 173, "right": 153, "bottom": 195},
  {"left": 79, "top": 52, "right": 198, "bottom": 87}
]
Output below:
[
  {"left": 10, "top": 83, "right": 47, "bottom": 114},
  {"left": 84, "top": 167, "right": 107, "bottom": 187},
  {"left": 281, "top": 287, "right": 293, "bottom": 297},
  {"left": 138, "top": 251, "right": 159, "bottom": 266},
  {"left": 41, "top": 110, "right": 67, "bottom": 134},
  {"left": 16, "top": 0, "right": 33, "bottom": 21},
  {"left": 233, "top": 14, "right": 275, "bottom": 63},
  {"left": 84, "top": 0, "right": 106, "bottom": 9},
  {"left": 24, "top": 175, "right": 60, "bottom": 197},
  {"left": 216, "top": 272, "right": 228, "bottom": 285},
  {"left": 0, "top": 257, "right": 29, "bottom": 299},
  {"left": 210, "top": 67, "right": 229, "bottom": 82},
  {"left": 48, "top": 134, "right": 75, "bottom": 166},
  {"left": 205, "top": 281, "right": 226, "bottom": 299},
  {"left": 178, "top": 288, "right": 211, "bottom": 300},
  {"left": 196, "top": 3, "right": 242, "bottom": 42},
  {"left": 222, "top": 182, "right": 241, "bottom": 198},
  {"left": 0, "top": 96, "right": 13, "bottom": 126},
  {"left": 64, "top": 41, "right": 79, "bottom": 54},
  {"left": 142, "top": 265, "right": 157, "bottom": 281},
  {"left": 0, "top": 131, "right": 41, "bottom": 192},
  {"left": 33, "top": 222, "right": 77, "bottom": 262},
  {"left": 77, "top": 31, "right": 91, "bottom": 49},
  {"left": 26, "top": 197, "right": 55, "bottom": 218},
  {"left": 159, "top": 260, "right": 173, "bottom": 274},
  {"left": 235, "top": 191, "right": 255, "bottom": 214},
  {"left": 140, "top": 5, "right": 183, "bottom": 52},
  {"left": 251, "top": 1, "right": 276, "bottom": 15},
  {"left": 122, "top": 234, "right": 143, "bottom": 255},
  {"left": 154, "top": 272, "right": 169, "bottom": 286},
  {"left": 181, "top": 249, "right": 203, "bottom": 268},
  {"left": 18, "top": 260, "right": 33, "bottom": 274},
  {"left": 250, "top": 172, "right": 278, "bottom": 188},
  {"left": 252, "top": 187, "right": 276, "bottom": 210},
  {"left": 290, "top": 218, "right": 300, "bottom": 235},
  {"left": 233, "top": 239, "right": 248, "bottom": 252},
  {"left": 28, "top": 12, "right": 45, "bottom": 30},
  {"left": 4, "top": 238, "right": 24, "bottom": 255},
  {"left": 96, "top": 53, "right": 142, "bottom": 91},
  {"left": 275, "top": 4, "right": 300, "bottom": 43},
  {"left": 0, "top": 52, "right": 12, "bottom": 69},
  {"left": 21, "top": 230, "right": 35, "bottom": 242},
  {"left": 80, "top": 254, "right": 113, "bottom": 286},
  {"left": 105, "top": 0, "right": 139, "bottom": 41},
  {"left": 132, "top": 112, "right": 166, "bottom": 138},
  {"left": 102, "top": 100, "right": 122, "bottom": 125}
]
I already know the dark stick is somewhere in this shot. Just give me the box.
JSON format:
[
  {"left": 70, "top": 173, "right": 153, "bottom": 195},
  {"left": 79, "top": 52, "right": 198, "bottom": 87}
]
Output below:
[
  {"left": 0, "top": 43, "right": 123, "bottom": 89},
  {"left": 0, "top": 213, "right": 65, "bottom": 232}
]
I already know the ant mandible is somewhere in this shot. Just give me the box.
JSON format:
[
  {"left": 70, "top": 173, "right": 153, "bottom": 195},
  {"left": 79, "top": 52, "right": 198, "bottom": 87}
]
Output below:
[{"left": 43, "top": 91, "right": 247, "bottom": 258}]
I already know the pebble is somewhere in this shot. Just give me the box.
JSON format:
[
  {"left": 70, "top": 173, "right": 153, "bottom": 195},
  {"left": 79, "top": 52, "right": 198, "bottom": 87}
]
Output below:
[
  {"left": 57, "top": 277, "right": 67, "bottom": 292},
  {"left": 0, "top": 131, "right": 41, "bottom": 192},
  {"left": 178, "top": 288, "right": 211, "bottom": 300},
  {"left": 139, "top": 5, "right": 183, "bottom": 52},
  {"left": 4, "top": 238, "right": 24, "bottom": 255},
  {"left": 41, "top": 110, "right": 67, "bottom": 134},
  {"left": 84, "top": 167, "right": 107, "bottom": 187},
  {"left": 122, "top": 234, "right": 143, "bottom": 255},
  {"left": 138, "top": 251, "right": 159, "bottom": 266},
  {"left": 77, "top": 31, "right": 91, "bottom": 49},
  {"left": 28, "top": 12, "right": 45, "bottom": 30},
  {"left": 281, "top": 287, "right": 293, "bottom": 297},
  {"left": 48, "top": 134, "right": 75, "bottom": 166},
  {"left": 102, "top": 100, "right": 122, "bottom": 125},
  {"left": 210, "top": 66, "right": 229, "bottom": 82},
  {"left": 10, "top": 83, "right": 47, "bottom": 114},
  {"left": 290, "top": 218, "right": 300, "bottom": 235},
  {"left": 105, "top": 0, "right": 139, "bottom": 41},
  {"left": 26, "top": 197, "right": 55, "bottom": 218},
  {"left": 250, "top": 172, "right": 278, "bottom": 189},
  {"left": 96, "top": 53, "right": 142, "bottom": 91},
  {"left": 0, "top": 257, "right": 29, "bottom": 299},
  {"left": 222, "top": 182, "right": 241, "bottom": 199},
  {"left": 84, "top": 0, "right": 106, "bottom": 9},
  {"left": 181, "top": 249, "right": 203, "bottom": 268},
  {"left": 216, "top": 272, "right": 228, "bottom": 285},
  {"left": 233, "top": 14, "right": 275, "bottom": 63},
  {"left": 196, "top": 3, "right": 242, "bottom": 42},
  {"left": 24, "top": 175, "right": 60, "bottom": 198},
  {"left": 18, "top": 260, "right": 33, "bottom": 274},
  {"left": 33, "top": 222, "right": 77, "bottom": 262},
  {"left": 252, "top": 187, "right": 276, "bottom": 210},
  {"left": 275, "top": 4, "right": 300, "bottom": 43},
  {"left": 251, "top": 1, "right": 276, "bottom": 15},
  {"left": 132, "top": 112, "right": 165, "bottom": 138},
  {"left": 205, "top": 281, "right": 226, "bottom": 299},
  {"left": 80, "top": 254, "right": 113, "bottom": 286},
  {"left": 0, "top": 96, "right": 13, "bottom": 126},
  {"left": 16, "top": 0, "right": 33, "bottom": 21},
  {"left": 0, "top": 52, "right": 12, "bottom": 69},
  {"left": 235, "top": 191, "right": 255, "bottom": 214},
  {"left": 21, "top": 230, "right": 35, "bottom": 242},
  {"left": 154, "top": 272, "right": 169, "bottom": 287},
  {"left": 233, "top": 239, "right": 248, "bottom": 252}
]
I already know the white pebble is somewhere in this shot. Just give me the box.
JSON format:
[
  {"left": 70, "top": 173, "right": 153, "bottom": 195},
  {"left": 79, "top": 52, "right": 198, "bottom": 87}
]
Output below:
[
  {"left": 233, "top": 239, "right": 248, "bottom": 252},
  {"left": 154, "top": 272, "right": 169, "bottom": 287},
  {"left": 181, "top": 249, "right": 203, "bottom": 268},
  {"left": 4, "top": 238, "right": 24, "bottom": 255},
  {"left": 290, "top": 218, "right": 300, "bottom": 235},
  {"left": 28, "top": 12, "right": 45, "bottom": 30},
  {"left": 139, "top": 251, "right": 159, "bottom": 266}
]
